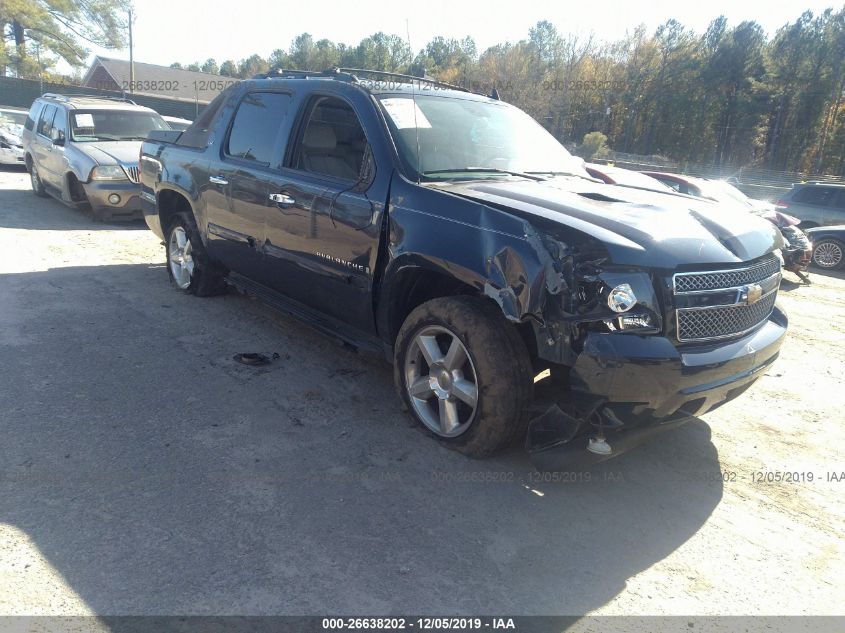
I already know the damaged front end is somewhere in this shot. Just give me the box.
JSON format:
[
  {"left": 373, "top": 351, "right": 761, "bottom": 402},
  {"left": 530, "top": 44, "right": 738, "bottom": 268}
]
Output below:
[
  {"left": 519, "top": 229, "right": 682, "bottom": 470},
  {"left": 513, "top": 225, "right": 787, "bottom": 472},
  {"left": 387, "top": 176, "right": 786, "bottom": 471},
  {"left": 485, "top": 226, "right": 690, "bottom": 470}
]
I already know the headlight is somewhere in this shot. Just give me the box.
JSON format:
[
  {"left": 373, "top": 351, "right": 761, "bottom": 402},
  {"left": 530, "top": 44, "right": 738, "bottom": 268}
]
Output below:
[
  {"left": 91, "top": 165, "right": 128, "bottom": 181},
  {"left": 595, "top": 272, "right": 661, "bottom": 334},
  {"left": 607, "top": 283, "right": 637, "bottom": 312}
]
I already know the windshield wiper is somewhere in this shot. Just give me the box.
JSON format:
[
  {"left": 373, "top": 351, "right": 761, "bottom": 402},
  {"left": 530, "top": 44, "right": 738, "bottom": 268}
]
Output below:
[{"left": 422, "top": 168, "right": 547, "bottom": 181}]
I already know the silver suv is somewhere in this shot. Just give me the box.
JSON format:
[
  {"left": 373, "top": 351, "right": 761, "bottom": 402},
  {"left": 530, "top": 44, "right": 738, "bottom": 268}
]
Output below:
[
  {"left": 775, "top": 182, "right": 845, "bottom": 228},
  {"left": 22, "top": 93, "right": 169, "bottom": 221}
]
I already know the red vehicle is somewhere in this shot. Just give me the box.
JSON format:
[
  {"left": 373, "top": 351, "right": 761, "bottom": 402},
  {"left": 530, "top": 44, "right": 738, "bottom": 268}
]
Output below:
[{"left": 585, "top": 163, "right": 676, "bottom": 193}]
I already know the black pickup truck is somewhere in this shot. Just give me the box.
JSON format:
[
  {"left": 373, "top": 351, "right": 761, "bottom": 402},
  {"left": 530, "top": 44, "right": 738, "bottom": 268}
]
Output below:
[{"left": 140, "top": 69, "right": 787, "bottom": 467}]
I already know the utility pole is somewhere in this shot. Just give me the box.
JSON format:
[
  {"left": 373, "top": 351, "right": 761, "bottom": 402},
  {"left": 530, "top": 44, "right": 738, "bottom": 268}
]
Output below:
[
  {"left": 35, "top": 41, "right": 43, "bottom": 94},
  {"left": 128, "top": 7, "right": 135, "bottom": 93}
]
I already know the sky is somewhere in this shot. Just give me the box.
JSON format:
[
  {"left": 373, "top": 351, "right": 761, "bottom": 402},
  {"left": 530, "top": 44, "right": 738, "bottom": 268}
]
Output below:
[{"left": 73, "top": 0, "right": 841, "bottom": 71}]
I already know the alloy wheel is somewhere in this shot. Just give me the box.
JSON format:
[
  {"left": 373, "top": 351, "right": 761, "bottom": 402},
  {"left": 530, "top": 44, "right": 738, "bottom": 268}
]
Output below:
[
  {"left": 404, "top": 325, "right": 479, "bottom": 437},
  {"left": 169, "top": 226, "right": 195, "bottom": 289},
  {"left": 813, "top": 241, "right": 843, "bottom": 269}
]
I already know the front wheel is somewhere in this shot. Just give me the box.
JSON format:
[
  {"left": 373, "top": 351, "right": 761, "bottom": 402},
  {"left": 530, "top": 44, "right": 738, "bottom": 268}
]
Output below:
[
  {"left": 165, "top": 213, "right": 227, "bottom": 295},
  {"left": 394, "top": 296, "right": 533, "bottom": 457},
  {"left": 812, "top": 238, "right": 845, "bottom": 270}
]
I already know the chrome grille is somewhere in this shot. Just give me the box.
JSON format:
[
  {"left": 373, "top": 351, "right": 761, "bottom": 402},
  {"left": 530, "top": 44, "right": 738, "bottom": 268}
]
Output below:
[
  {"left": 123, "top": 165, "right": 140, "bottom": 183},
  {"left": 674, "top": 255, "right": 780, "bottom": 292},
  {"left": 677, "top": 291, "right": 777, "bottom": 342},
  {"left": 673, "top": 255, "right": 781, "bottom": 342}
]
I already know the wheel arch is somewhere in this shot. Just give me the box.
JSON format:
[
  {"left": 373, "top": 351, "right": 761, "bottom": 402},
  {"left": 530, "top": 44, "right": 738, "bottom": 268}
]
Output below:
[
  {"left": 63, "top": 171, "right": 87, "bottom": 203},
  {"left": 157, "top": 186, "right": 198, "bottom": 235},
  {"left": 376, "top": 258, "right": 538, "bottom": 362}
]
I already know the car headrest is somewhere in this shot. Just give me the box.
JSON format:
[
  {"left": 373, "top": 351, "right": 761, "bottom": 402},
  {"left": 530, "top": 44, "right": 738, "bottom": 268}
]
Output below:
[{"left": 303, "top": 124, "right": 337, "bottom": 151}]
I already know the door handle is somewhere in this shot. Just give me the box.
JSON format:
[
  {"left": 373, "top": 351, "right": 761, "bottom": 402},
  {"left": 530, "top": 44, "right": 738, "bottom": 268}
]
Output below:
[
  {"left": 269, "top": 193, "right": 295, "bottom": 206},
  {"left": 209, "top": 175, "right": 228, "bottom": 185}
]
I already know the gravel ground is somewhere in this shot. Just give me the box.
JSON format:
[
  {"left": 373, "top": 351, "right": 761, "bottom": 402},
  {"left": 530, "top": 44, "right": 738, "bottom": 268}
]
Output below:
[{"left": 0, "top": 166, "right": 843, "bottom": 622}]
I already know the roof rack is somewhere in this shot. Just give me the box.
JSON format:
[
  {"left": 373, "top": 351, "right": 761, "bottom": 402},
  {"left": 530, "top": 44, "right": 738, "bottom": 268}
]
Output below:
[
  {"left": 41, "top": 92, "right": 137, "bottom": 105},
  {"left": 250, "top": 68, "right": 357, "bottom": 82},
  {"left": 335, "top": 68, "right": 470, "bottom": 93},
  {"left": 251, "top": 67, "right": 472, "bottom": 94}
]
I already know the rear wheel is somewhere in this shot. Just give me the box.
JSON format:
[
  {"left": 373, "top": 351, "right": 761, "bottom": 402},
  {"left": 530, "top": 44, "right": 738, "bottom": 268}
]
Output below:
[
  {"left": 394, "top": 296, "right": 533, "bottom": 457},
  {"left": 29, "top": 163, "right": 48, "bottom": 197},
  {"left": 165, "top": 212, "right": 226, "bottom": 295},
  {"left": 812, "top": 238, "right": 845, "bottom": 270}
]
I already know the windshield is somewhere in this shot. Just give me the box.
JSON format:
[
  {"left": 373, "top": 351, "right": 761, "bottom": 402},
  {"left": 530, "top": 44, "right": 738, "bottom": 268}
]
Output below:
[
  {"left": 700, "top": 180, "right": 751, "bottom": 205},
  {"left": 70, "top": 110, "right": 169, "bottom": 142},
  {"left": 0, "top": 111, "right": 27, "bottom": 127},
  {"left": 378, "top": 94, "right": 589, "bottom": 180}
]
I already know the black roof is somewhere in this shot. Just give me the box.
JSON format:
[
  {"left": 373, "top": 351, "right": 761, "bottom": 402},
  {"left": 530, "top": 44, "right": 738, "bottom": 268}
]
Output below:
[{"left": 250, "top": 67, "right": 498, "bottom": 102}]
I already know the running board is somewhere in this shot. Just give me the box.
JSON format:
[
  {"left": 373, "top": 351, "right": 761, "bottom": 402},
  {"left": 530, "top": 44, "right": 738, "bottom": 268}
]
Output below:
[{"left": 226, "top": 272, "right": 385, "bottom": 357}]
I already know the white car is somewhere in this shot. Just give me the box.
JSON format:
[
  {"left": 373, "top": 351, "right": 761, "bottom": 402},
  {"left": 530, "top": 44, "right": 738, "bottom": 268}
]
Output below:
[
  {"left": 162, "top": 115, "right": 192, "bottom": 131},
  {"left": 0, "top": 107, "right": 27, "bottom": 166}
]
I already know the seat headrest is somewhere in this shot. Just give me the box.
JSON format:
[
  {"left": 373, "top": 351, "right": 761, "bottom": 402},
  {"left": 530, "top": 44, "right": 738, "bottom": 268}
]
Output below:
[{"left": 303, "top": 124, "right": 337, "bottom": 151}]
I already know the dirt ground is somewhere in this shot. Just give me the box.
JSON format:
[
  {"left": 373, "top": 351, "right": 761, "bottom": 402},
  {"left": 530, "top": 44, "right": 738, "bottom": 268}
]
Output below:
[{"left": 0, "top": 166, "right": 843, "bottom": 623}]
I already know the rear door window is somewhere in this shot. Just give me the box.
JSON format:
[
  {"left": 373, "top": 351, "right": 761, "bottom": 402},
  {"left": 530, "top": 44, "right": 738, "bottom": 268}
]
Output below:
[
  {"left": 793, "top": 186, "right": 835, "bottom": 206},
  {"left": 225, "top": 92, "right": 292, "bottom": 167},
  {"left": 831, "top": 189, "right": 845, "bottom": 210}
]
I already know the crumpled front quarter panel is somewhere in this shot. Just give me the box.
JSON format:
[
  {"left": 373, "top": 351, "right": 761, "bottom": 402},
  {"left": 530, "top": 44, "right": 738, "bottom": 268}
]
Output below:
[{"left": 384, "top": 176, "right": 560, "bottom": 323}]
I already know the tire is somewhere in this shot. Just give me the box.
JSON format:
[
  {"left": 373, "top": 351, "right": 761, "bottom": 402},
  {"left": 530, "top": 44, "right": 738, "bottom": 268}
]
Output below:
[
  {"left": 394, "top": 296, "right": 533, "bottom": 457},
  {"left": 29, "top": 163, "right": 48, "bottom": 197},
  {"left": 811, "top": 238, "right": 845, "bottom": 270},
  {"left": 164, "top": 212, "right": 227, "bottom": 296}
]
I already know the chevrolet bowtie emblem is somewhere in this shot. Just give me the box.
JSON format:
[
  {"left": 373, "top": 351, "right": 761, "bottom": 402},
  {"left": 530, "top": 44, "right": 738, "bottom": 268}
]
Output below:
[{"left": 740, "top": 283, "right": 764, "bottom": 305}]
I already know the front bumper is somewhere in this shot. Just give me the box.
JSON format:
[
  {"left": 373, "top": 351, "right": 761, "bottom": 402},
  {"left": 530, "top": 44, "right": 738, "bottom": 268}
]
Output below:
[
  {"left": 0, "top": 146, "right": 25, "bottom": 165},
  {"left": 82, "top": 180, "right": 143, "bottom": 220},
  {"left": 528, "top": 305, "right": 787, "bottom": 469}
]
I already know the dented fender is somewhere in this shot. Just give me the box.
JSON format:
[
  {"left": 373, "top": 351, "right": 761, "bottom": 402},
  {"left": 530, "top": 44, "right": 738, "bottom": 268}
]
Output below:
[{"left": 378, "top": 175, "right": 577, "bottom": 339}]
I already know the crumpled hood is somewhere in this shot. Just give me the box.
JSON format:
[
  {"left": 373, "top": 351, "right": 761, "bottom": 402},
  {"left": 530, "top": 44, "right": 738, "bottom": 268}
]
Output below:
[
  {"left": 433, "top": 178, "right": 782, "bottom": 268},
  {"left": 0, "top": 130, "right": 22, "bottom": 146},
  {"left": 0, "top": 125, "right": 23, "bottom": 142},
  {"left": 76, "top": 140, "right": 143, "bottom": 165}
]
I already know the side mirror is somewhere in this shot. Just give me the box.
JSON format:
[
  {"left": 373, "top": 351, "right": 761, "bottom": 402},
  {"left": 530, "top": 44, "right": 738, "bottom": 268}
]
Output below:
[{"left": 52, "top": 135, "right": 65, "bottom": 147}]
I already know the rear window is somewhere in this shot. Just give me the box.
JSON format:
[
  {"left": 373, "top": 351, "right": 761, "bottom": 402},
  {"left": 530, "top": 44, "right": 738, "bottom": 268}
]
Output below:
[
  {"left": 793, "top": 186, "right": 836, "bottom": 206},
  {"left": 176, "top": 88, "right": 231, "bottom": 149},
  {"left": 0, "top": 110, "right": 27, "bottom": 128}
]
